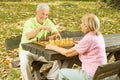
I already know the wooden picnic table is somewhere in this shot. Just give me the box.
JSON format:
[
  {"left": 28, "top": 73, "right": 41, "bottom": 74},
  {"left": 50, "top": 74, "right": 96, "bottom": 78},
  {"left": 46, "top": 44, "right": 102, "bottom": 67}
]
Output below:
[
  {"left": 21, "top": 32, "right": 120, "bottom": 80},
  {"left": 22, "top": 33, "right": 120, "bottom": 62}
]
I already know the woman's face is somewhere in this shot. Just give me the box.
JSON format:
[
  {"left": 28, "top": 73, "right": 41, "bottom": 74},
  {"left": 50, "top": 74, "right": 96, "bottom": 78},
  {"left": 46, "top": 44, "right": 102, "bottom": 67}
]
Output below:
[
  {"left": 36, "top": 8, "right": 49, "bottom": 24},
  {"left": 80, "top": 23, "right": 89, "bottom": 34}
]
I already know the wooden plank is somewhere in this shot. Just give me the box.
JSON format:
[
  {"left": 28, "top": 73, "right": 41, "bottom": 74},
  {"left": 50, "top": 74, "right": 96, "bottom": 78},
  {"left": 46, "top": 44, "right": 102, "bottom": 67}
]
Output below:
[
  {"left": 5, "top": 35, "right": 22, "bottom": 50},
  {"left": 61, "top": 57, "right": 81, "bottom": 68},
  {"left": 60, "top": 30, "right": 84, "bottom": 38},
  {"left": 104, "top": 34, "right": 120, "bottom": 52},
  {"left": 21, "top": 43, "right": 68, "bottom": 61},
  {"left": 93, "top": 60, "right": 120, "bottom": 80}
]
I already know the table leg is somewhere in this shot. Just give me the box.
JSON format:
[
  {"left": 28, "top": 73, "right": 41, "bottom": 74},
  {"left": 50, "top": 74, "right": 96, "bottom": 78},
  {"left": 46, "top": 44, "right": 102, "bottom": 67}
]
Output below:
[
  {"left": 32, "top": 61, "right": 46, "bottom": 80},
  {"left": 61, "top": 56, "right": 81, "bottom": 68},
  {"left": 55, "top": 59, "right": 75, "bottom": 80},
  {"left": 107, "top": 52, "right": 116, "bottom": 61},
  {"left": 55, "top": 57, "right": 81, "bottom": 80},
  {"left": 61, "top": 59, "right": 74, "bottom": 68},
  {"left": 114, "top": 51, "right": 120, "bottom": 61},
  {"left": 110, "top": 51, "right": 120, "bottom": 79}
]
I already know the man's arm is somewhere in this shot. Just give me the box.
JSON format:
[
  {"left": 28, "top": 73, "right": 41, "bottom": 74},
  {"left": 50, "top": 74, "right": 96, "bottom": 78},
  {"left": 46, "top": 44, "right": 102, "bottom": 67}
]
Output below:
[
  {"left": 26, "top": 26, "right": 51, "bottom": 40},
  {"left": 46, "top": 19, "right": 61, "bottom": 40}
]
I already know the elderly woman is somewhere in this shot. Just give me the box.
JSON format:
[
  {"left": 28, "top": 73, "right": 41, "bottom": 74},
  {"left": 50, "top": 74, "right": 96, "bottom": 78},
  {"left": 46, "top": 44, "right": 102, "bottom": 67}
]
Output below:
[
  {"left": 19, "top": 4, "right": 61, "bottom": 80},
  {"left": 46, "top": 14, "right": 107, "bottom": 80}
]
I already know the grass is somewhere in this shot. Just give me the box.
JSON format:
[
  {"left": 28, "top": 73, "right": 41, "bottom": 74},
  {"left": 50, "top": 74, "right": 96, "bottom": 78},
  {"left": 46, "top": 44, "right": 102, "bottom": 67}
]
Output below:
[{"left": 0, "top": 1, "right": 120, "bottom": 79}]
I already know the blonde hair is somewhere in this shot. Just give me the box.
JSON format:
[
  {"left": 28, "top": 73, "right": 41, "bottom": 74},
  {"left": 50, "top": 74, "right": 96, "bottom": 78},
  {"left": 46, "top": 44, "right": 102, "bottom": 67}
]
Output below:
[{"left": 81, "top": 14, "right": 100, "bottom": 35}]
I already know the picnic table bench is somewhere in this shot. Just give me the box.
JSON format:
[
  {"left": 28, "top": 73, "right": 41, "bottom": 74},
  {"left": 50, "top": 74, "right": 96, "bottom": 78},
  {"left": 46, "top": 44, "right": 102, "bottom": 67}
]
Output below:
[{"left": 5, "top": 31, "right": 120, "bottom": 80}]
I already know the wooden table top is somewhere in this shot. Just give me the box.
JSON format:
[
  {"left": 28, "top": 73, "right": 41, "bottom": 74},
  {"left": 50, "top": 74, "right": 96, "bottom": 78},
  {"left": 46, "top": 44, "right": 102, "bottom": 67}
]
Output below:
[{"left": 22, "top": 33, "right": 120, "bottom": 61}]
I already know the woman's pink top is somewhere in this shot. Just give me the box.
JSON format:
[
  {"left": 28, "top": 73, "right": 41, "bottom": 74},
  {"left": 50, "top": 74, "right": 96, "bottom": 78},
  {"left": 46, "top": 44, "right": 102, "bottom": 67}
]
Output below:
[{"left": 73, "top": 31, "right": 107, "bottom": 77}]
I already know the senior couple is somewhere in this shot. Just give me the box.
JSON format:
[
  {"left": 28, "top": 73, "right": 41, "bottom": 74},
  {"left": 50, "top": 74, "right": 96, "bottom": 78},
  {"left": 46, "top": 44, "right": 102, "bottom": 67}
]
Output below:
[{"left": 19, "top": 3, "right": 107, "bottom": 80}]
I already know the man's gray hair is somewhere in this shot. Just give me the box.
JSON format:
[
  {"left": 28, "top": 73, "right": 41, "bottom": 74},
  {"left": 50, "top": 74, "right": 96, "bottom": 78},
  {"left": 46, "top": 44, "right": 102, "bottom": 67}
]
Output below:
[{"left": 36, "top": 3, "right": 50, "bottom": 12}]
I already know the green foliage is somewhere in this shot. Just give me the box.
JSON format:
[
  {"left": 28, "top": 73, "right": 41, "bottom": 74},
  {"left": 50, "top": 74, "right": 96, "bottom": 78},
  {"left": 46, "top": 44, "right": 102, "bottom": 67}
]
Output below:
[{"left": 7, "top": 68, "right": 21, "bottom": 80}]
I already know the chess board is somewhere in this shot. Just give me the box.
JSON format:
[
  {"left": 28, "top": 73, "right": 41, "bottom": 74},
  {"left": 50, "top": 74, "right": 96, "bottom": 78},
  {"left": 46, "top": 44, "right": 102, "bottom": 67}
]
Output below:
[{"left": 33, "top": 38, "right": 75, "bottom": 48}]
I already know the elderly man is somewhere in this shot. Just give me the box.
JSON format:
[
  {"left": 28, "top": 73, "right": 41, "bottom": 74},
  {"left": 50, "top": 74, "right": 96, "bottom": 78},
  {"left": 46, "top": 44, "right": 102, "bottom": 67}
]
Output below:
[{"left": 19, "top": 3, "right": 61, "bottom": 80}]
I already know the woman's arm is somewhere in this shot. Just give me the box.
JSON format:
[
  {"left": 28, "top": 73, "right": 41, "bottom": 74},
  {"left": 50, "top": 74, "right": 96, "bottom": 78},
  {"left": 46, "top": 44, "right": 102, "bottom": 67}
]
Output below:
[{"left": 45, "top": 44, "right": 78, "bottom": 57}]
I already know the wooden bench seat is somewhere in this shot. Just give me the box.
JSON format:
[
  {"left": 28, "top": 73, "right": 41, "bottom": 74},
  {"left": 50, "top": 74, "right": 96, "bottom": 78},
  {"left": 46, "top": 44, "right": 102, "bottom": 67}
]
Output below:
[
  {"left": 5, "top": 35, "right": 22, "bottom": 50},
  {"left": 93, "top": 60, "right": 120, "bottom": 80}
]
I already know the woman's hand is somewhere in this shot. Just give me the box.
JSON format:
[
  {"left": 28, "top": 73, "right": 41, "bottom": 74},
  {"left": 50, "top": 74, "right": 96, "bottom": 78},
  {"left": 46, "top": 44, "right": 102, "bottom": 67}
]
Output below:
[{"left": 45, "top": 44, "right": 55, "bottom": 50}]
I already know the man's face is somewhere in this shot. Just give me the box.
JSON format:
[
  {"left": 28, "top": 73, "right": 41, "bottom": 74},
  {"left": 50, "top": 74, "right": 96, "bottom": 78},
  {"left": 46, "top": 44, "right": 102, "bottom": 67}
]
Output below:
[{"left": 36, "top": 8, "right": 49, "bottom": 24}]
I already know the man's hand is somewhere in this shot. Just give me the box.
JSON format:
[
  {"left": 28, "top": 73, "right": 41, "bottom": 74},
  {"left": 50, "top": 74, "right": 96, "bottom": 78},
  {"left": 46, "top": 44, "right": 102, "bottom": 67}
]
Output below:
[
  {"left": 48, "top": 32, "right": 62, "bottom": 40},
  {"left": 41, "top": 26, "right": 51, "bottom": 32}
]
